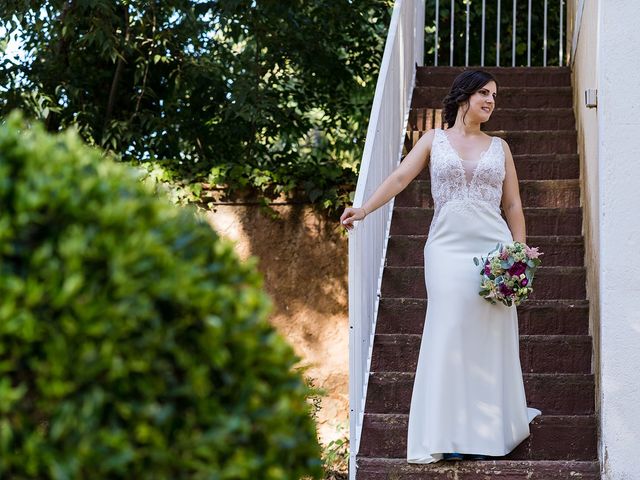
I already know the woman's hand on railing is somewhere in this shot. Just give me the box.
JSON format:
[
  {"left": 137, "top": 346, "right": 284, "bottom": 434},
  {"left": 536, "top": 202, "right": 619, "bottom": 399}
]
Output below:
[{"left": 340, "top": 206, "right": 368, "bottom": 231}]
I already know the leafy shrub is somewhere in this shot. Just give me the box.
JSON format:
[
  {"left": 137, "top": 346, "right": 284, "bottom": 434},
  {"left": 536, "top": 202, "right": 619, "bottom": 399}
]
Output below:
[{"left": 0, "top": 111, "right": 323, "bottom": 479}]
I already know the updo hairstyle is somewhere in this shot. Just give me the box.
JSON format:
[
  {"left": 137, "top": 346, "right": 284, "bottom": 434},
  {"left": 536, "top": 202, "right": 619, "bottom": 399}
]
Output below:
[{"left": 442, "top": 70, "right": 498, "bottom": 128}]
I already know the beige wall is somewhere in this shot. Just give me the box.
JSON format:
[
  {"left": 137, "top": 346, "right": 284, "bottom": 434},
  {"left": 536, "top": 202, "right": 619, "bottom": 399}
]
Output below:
[
  {"left": 568, "top": 0, "right": 601, "bottom": 446},
  {"left": 204, "top": 203, "right": 349, "bottom": 446}
]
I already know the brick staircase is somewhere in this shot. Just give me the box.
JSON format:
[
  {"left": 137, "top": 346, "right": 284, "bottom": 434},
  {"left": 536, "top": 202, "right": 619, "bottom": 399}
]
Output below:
[{"left": 355, "top": 67, "right": 600, "bottom": 479}]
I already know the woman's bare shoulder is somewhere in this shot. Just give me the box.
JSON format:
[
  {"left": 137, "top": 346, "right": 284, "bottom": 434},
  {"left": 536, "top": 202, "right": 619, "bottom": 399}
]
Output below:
[
  {"left": 414, "top": 128, "right": 438, "bottom": 164},
  {"left": 494, "top": 135, "right": 512, "bottom": 152}
]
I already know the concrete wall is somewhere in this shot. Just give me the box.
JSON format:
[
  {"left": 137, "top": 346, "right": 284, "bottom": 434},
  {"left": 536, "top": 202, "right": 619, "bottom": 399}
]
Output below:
[
  {"left": 572, "top": 0, "right": 640, "bottom": 477},
  {"left": 597, "top": 1, "right": 640, "bottom": 476}
]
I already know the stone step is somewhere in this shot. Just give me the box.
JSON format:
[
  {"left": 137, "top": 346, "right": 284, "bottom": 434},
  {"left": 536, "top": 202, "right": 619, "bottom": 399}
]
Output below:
[
  {"left": 412, "top": 87, "right": 573, "bottom": 109},
  {"left": 408, "top": 107, "right": 576, "bottom": 131},
  {"left": 389, "top": 207, "right": 582, "bottom": 236},
  {"left": 386, "top": 235, "right": 584, "bottom": 267},
  {"left": 358, "top": 413, "right": 597, "bottom": 461},
  {"left": 395, "top": 179, "right": 580, "bottom": 209},
  {"left": 365, "top": 372, "right": 595, "bottom": 416},
  {"left": 412, "top": 153, "right": 580, "bottom": 181},
  {"left": 380, "top": 266, "right": 586, "bottom": 300},
  {"left": 355, "top": 458, "right": 600, "bottom": 479},
  {"left": 404, "top": 129, "right": 577, "bottom": 155},
  {"left": 376, "top": 298, "right": 590, "bottom": 336},
  {"left": 370, "top": 334, "right": 592, "bottom": 374},
  {"left": 416, "top": 66, "right": 572, "bottom": 88}
]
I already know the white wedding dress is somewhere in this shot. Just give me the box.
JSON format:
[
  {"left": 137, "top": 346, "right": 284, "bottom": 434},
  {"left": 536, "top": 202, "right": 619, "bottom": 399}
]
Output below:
[{"left": 406, "top": 128, "right": 541, "bottom": 463}]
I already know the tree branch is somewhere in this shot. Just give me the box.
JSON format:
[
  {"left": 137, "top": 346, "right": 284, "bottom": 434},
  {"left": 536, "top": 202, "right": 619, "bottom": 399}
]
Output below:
[{"left": 102, "top": 6, "right": 130, "bottom": 142}]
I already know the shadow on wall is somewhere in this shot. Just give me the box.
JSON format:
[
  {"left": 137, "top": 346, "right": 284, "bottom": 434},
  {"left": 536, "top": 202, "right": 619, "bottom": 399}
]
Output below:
[{"left": 205, "top": 203, "right": 349, "bottom": 445}]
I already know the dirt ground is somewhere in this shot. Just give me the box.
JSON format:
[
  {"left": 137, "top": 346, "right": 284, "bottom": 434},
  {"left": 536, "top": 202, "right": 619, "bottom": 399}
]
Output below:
[{"left": 204, "top": 203, "right": 349, "bottom": 445}]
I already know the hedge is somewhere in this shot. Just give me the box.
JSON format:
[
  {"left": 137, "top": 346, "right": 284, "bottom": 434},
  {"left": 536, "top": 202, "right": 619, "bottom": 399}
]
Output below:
[{"left": 0, "top": 111, "right": 323, "bottom": 479}]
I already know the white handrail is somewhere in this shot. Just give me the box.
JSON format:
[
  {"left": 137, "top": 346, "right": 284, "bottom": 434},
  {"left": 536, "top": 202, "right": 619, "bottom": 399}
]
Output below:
[
  {"left": 570, "top": 0, "right": 585, "bottom": 67},
  {"left": 348, "top": 1, "right": 424, "bottom": 478}
]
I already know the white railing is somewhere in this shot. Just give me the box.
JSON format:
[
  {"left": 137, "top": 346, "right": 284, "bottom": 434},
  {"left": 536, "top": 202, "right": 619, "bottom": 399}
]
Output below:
[
  {"left": 432, "top": 0, "right": 567, "bottom": 67},
  {"left": 570, "top": 0, "right": 585, "bottom": 67},
  {"left": 348, "top": 1, "right": 424, "bottom": 478}
]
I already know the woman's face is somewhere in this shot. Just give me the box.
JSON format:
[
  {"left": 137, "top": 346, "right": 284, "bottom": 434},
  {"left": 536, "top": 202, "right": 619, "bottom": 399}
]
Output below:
[{"left": 466, "top": 80, "right": 497, "bottom": 121}]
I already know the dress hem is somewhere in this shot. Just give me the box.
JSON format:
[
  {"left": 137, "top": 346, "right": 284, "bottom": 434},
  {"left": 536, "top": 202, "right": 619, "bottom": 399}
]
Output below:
[{"left": 407, "top": 407, "right": 542, "bottom": 464}]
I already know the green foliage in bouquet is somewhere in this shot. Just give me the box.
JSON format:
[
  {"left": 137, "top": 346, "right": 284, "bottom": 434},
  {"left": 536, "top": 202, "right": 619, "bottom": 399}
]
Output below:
[{"left": 0, "top": 112, "right": 323, "bottom": 479}]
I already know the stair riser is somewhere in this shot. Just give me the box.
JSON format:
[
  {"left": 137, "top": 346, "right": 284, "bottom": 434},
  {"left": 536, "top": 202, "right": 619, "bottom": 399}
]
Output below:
[
  {"left": 387, "top": 236, "right": 584, "bottom": 267},
  {"left": 513, "top": 157, "right": 580, "bottom": 180},
  {"left": 485, "top": 112, "right": 576, "bottom": 131},
  {"left": 376, "top": 299, "right": 590, "bottom": 335},
  {"left": 412, "top": 87, "right": 573, "bottom": 109},
  {"left": 415, "top": 155, "right": 580, "bottom": 181},
  {"left": 405, "top": 130, "right": 577, "bottom": 154},
  {"left": 395, "top": 180, "right": 581, "bottom": 209},
  {"left": 370, "top": 336, "right": 592, "bottom": 374},
  {"left": 359, "top": 415, "right": 597, "bottom": 461},
  {"left": 356, "top": 459, "right": 601, "bottom": 480},
  {"left": 390, "top": 208, "right": 582, "bottom": 236},
  {"left": 366, "top": 374, "right": 595, "bottom": 415},
  {"left": 416, "top": 67, "right": 572, "bottom": 88},
  {"left": 408, "top": 109, "right": 576, "bottom": 131},
  {"left": 380, "top": 267, "right": 587, "bottom": 300}
]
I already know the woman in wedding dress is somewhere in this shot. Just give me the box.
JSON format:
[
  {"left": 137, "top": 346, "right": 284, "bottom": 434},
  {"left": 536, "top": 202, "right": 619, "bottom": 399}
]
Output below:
[{"left": 340, "top": 70, "right": 541, "bottom": 462}]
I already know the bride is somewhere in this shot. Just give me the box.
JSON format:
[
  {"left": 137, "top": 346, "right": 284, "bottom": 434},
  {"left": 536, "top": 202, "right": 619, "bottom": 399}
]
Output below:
[{"left": 340, "top": 69, "right": 541, "bottom": 462}]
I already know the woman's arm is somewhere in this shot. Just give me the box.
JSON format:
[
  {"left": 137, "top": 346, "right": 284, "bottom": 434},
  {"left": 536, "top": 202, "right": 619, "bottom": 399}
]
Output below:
[
  {"left": 500, "top": 138, "right": 526, "bottom": 244},
  {"left": 340, "top": 129, "right": 435, "bottom": 230}
]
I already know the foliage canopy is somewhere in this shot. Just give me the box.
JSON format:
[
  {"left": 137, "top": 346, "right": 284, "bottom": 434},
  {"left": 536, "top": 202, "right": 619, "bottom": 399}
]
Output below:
[{"left": 0, "top": 1, "right": 393, "bottom": 212}]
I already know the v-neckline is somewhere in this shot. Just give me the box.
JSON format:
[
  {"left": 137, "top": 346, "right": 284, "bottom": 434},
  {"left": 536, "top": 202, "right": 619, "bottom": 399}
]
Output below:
[{"left": 440, "top": 128, "right": 495, "bottom": 188}]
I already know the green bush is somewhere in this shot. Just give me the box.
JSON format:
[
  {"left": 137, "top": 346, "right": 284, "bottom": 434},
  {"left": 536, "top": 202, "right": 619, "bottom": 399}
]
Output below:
[{"left": 0, "top": 111, "right": 323, "bottom": 479}]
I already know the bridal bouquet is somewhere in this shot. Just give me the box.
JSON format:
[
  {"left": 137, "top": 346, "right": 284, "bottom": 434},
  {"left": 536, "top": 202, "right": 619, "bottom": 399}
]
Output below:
[{"left": 473, "top": 241, "right": 543, "bottom": 307}]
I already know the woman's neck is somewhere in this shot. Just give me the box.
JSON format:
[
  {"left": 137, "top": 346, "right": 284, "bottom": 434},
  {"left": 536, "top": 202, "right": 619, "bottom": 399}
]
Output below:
[{"left": 448, "top": 124, "right": 482, "bottom": 136}]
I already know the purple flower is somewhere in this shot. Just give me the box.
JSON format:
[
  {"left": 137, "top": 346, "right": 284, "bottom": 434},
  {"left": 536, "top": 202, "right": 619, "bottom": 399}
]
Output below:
[
  {"left": 521, "top": 278, "right": 529, "bottom": 286},
  {"left": 508, "top": 261, "right": 527, "bottom": 277},
  {"left": 499, "top": 283, "right": 514, "bottom": 296},
  {"left": 484, "top": 264, "right": 492, "bottom": 275}
]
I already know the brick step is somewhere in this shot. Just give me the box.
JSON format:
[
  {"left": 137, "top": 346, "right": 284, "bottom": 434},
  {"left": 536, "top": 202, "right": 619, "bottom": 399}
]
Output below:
[
  {"left": 408, "top": 107, "right": 576, "bottom": 131},
  {"left": 389, "top": 207, "right": 582, "bottom": 236},
  {"left": 416, "top": 66, "right": 572, "bottom": 87},
  {"left": 386, "top": 235, "right": 584, "bottom": 267},
  {"left": 404, "top": 129, "right": 577, "bottom": 155},
  {"left": 355, "top": 458, "right": 600, "bottom": 479},
  {"left": 380, "top": 266, "right": 586, "bottom": 300},
  {"left": 370, "top": 334, "right": 592, "bottom": 374},
  {"left": 376, "top": 298, "right": 590, "bottom": 336},
  {"left": 396, "top": 179, "right": 580, "bottom": 209},
  {"left": 365, "top": 372, "right": 595, "bottom": 416},
  {"left": 412, "top": 87, "right": 573, "bottom": 109},
  {"left": 358, "top": 413, "right": 597, "bottom": 461},
  {"left": 412, "top": 153, "right": 580, "bottom": 180},
  {"left": 485, "top": 109, "right": 575, "bottom": 131}
]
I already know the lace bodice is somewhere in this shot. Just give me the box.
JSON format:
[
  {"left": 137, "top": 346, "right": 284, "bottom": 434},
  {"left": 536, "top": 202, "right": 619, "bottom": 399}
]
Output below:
[{"left": 428, "top": 128, "right": 506, "bottom": 235}]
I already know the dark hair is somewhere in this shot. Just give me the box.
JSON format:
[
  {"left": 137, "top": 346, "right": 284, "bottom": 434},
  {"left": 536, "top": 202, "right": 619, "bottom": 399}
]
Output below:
[{"left": 442, "top": 70, "right": 498, "bottom": 128}]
